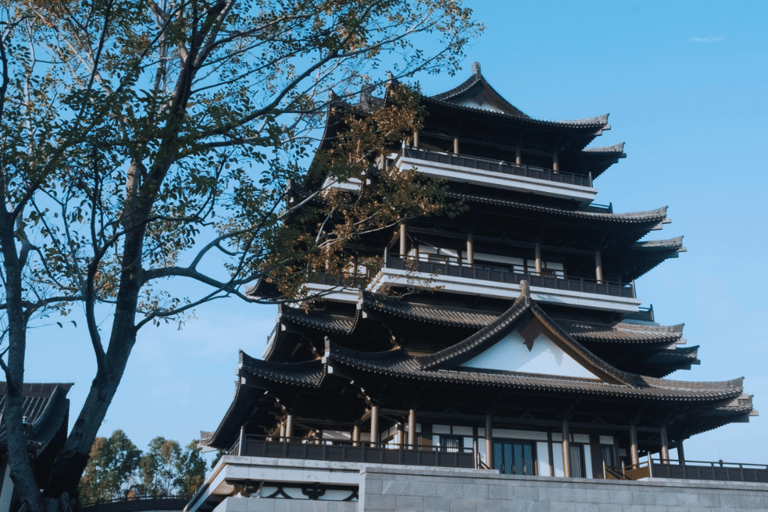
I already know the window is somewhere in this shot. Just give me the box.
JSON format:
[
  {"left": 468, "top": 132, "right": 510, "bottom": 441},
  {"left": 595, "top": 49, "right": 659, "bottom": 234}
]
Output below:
[
  {"left": 493, "top": 440, "right": 535, "bottom": 475},
  {"left": 439, "top": 435, "right": 463, "bottom": 453},
  {"left": 569, "top": 444, "right": 586, "bottom": 478},
  {"left": 601, "top": 445, "right": 616, "bottom": 469}
]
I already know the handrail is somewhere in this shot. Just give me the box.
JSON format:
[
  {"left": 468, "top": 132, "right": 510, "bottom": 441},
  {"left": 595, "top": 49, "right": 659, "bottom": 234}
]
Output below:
[
  {"left": 651, "top": 457, "right": 768, "bottom": 470},
  {"left": 238, "top": 434, "right": 473, "bottom": 454},
  {"left": 388, "top": 254, "right": 635, "bottom": 299},
  {"left": 399, "top": 146, "right": 593, "bottom": 188}
]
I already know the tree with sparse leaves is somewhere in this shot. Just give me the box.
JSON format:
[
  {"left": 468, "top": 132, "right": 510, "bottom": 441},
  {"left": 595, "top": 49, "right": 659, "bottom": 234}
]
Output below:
[{"left": 0, "top": 0, "right": 480, "bottom": 510}]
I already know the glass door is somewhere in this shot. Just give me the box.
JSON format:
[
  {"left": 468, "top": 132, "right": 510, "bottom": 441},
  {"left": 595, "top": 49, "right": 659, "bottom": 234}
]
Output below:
[{"left": 493, "top": 440, "right": 535, "bottom": 475}]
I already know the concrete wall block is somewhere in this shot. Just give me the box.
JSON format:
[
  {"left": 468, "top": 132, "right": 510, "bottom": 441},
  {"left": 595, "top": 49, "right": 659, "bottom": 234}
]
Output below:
[
  {"left": 249, "top": 498, "right": 276, "bottom": 512},
  {"left": 488, "top": 484, "right": 513, "bottom": 500},
  {"left": 718, "top": 493, "right": 743, "bottom": 508},
  {"left": 652, "top": 491, "right": 680, "bottom": 506},
  {"left": 407, "top": 480, "right": 437, "bottom": 496},
  {"left": 394, "top": 495, "right": 423, "bottom": 511},
  {"left": 549, "top": 500, "right": 592, "bottom": 512},
  {"left": 631, "top": 490, "right": 657, "bottom": 505},
  {"left": 741, "top": 493, "right": 764, "bottom": 508},
  {"left": 448, "top": 497, "right": 478, "bottom": 512},
  {"left": 542, "top": 486, "right": 585, "bottom": 503},
  {"left": 696, "top": 492, "right": 721, "bottom": 508},
  {"left": 381, "top": 480, "right": 409, "bottom": 496},
  {"left": 606, "top": 489, "right": 633, "bottom": 505},
  {"left": 421, "top": 497, "right": 450, "bottom": 512},
  {"left": 675, "top": 491, "right": 699, "bottom": 506},
  {"left": 461, "top": 483, "right": 489, "bottom": 498},
  {"left": 435, "top": 482, "right": 466, "bottom": 498},
  {"left": 583, "top": 489, "right": 611, "bottom": 503},
  {"left": 362, "top": 493, "right": 396, "bottom": 511},
  {"left": 363, "top": 479, "right": 382, "bottom": 496},
  {"left": 510, "top": 484, "right": 539, "bottom": 501}
]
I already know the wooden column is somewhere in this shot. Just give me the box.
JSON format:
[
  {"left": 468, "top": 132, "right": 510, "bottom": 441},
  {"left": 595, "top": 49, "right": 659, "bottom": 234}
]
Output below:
[
  {"left": 553, "top": 153, "right": 559, "bottom": 172},
  {"left": 285, "top": 414, "right": 293, "bottom": 439},
  {"left": 677, "top": 439, "right": 686, "bottom": 466},
  {"left": 453, "top": 137, "right": 460, "bottom": 155},
  {"left": 397, "top": 422, "right": 404, "bottom": 445},
  {"left": 485, "top": 414, "right": 493, "bottom": 468},
  {"left": 595, "top": 250, "right": 603, "bottom": 284},
  {"left": 515, "top": 147, "right": 522, "bottom": 165},
  {"left": 399, "top": 223, "right": 407, "bottom": 258},
  {"left": 352, "top": 425, "right": 360, "bottom": 447},
  {"left": 660, "top": 426, "right": 670, "bottom": 464},
  {"left": 279, "top": 421, "right": 286, "bottom": 440},
  {"left": 466, "top": 234, "right": 474, "bottom": 267},
  {"left": 629, "top": 424, "right": 639, "bottom": 466},
  {"left": 534, "top": 243, "right": 542, "bottom": 274},
  {"left": 413, "top": 131, "right": 419, "bottom": 148},
  {"left": 562, "top": 420, "right": 571, "bottom": 478},
  {"left": 370, "top": 405, "right": 380, "bottom": 446},
  {"left": 407, "top": 409, "right": 417, "bottom": 449}
]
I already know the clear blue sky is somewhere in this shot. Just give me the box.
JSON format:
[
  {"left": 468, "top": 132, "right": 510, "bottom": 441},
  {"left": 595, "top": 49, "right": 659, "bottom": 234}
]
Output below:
[{"left": 26, "top": 0, "right": 768, "bottom": 464}]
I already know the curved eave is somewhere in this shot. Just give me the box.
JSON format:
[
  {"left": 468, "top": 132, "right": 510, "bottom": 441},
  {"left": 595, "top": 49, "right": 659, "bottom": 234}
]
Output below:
[
  {"left": 280, "top": 305, "right": 355, "bottom": 335},
  {"left": 566, "top": 146, "right": 627, "bottom": 179},
  {"left": 361, "top": 290, "right": 495, "bottom": 329},
  {"left": 240, "top": 351, "right": 325, "bottom": 388},
  {"left": 563, "top": 320, "right": 685, "bottom": 344},
  {"left": 605, "top": 236, "right": 686, "bottom": 281},
  {"left": 326, "top": 340, "right": 743, "bottom": 403},
  {"left": 449, "top": 192, "right": 669, "bottom": 227},
  {"left": 423, "top": 96, "right": 608, "bottom": 131},
  {"left": 430, "top": 72, "right": 529, "bottom": 118}
]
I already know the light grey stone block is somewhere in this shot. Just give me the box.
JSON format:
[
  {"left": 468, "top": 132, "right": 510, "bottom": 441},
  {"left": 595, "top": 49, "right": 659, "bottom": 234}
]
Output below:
[
  {"left": 422, "top": 497, "right": 451, "bottom": 512},
  {"left": 364, "top": 493, "right": 396, "bottom": 511},
  {"left": 488, "top": 484, "right": 513, "bottom": 500},
  {"left": 394, "top": 495, "right": 423, "bottom": 510},
  {"left": 461, "top": 483, "right": 489, "bottom": 498},
  {"left": 448, "top": 497, "right": 477, "bottom": 512},
  {"left": 381, "top": 480, "right": 408, "bottom": 496}
]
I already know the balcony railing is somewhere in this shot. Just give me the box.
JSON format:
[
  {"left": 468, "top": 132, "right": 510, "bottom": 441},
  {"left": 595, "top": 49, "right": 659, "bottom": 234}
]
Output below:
[
  {"left": 650, "top": 458, "right": 768, "bottom": 483},
  {"left": 232, "top": 435, "right": 475, "bottom": 469},
  {"left": 387, "top": 255, "right": 635, "bottom": 299},
  {"left": 400, "top": 146, "right": 593, "bottom": 188}
]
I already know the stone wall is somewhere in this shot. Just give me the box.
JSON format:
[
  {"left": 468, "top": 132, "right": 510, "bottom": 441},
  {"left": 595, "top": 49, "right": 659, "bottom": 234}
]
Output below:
[{"left": 359, "top": 465, "right": 768, "bottom": 512}]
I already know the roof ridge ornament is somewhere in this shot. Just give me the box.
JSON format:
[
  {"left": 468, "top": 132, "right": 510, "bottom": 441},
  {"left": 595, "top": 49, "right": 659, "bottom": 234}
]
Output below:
[{"left": 472, "top": 61, "right": 481, "bottom": 77}]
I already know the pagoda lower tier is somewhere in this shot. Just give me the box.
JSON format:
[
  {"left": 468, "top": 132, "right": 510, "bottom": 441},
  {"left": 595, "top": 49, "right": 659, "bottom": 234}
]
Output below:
[{"left": 204, "top": 285, "right": 755, "bottom": 479}]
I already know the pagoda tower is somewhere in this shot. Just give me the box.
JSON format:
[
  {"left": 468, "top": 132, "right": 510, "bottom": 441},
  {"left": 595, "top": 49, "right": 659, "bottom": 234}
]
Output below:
[{"left": 199, "top": 64, "right": 756, "bottom": 490}]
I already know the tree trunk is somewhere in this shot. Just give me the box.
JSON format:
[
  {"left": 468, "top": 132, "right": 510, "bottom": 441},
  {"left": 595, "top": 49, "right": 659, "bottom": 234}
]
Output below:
[{"left": 43, "top": 224, "right": 148, "bottom": 504}]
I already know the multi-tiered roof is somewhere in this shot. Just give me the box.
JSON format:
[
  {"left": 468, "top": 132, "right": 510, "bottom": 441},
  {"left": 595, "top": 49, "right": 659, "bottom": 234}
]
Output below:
[{"left": 205, "top": 64, "right": 755, "bottom": 478}]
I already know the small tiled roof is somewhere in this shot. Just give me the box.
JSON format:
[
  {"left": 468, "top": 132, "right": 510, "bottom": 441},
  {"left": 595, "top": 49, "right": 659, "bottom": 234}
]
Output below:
[
  {"left": 0, "top": 382, "right": 72, "bottom": 451},
  {"left": 361, "top": 291, "right": 495, "bottom": 328},
  {"left": 240, "top": 351, "right": 325, "bottom": 388},
  {"left": 584, "top": 142, "right": 626, "bottom": 153},
  {"left": 280, "top": 304, "right": 355, "bottom": 334},
  {"left": 560, "top": 320, "right": 685, "bottom": 344},
  {"left": 448, "top": 192, "right": 669, "bottom": 225},
  {"left": 632, "top": 236, "right": 686, "bottom": 252}
]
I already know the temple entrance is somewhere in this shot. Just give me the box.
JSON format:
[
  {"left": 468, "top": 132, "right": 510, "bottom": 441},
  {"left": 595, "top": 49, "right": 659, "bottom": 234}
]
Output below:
[{"left": 493, "top": 440, "right": 535, "bottom": 475}]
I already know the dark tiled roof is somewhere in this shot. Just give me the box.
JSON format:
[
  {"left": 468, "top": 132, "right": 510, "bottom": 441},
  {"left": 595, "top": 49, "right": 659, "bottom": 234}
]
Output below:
[
  {"left": 361, "top": 291, "right": 495, "bottom": 328},
  {"left": 240, "top": 351, "right": 324, "bottom": 388},
  {"left": 0, "top": 382, "right": 72, "bottom": 450},
  {"left": 560, "top": 320, "right": 685, "bottom": 344},
  {"left": 632, "top": 236, "right": 686, "bottom": 251},
  {"left": 280, "top": 304, "right": 355, "bottom": 334},
  {"left": 324, "top": 339, "right": 743, "bottom": 402},
  {"left": 583, "top": 142, "right": 625, "bottom": 153},
  {"left": 448, "top": 192, "right": 669, "bottom": 225},
  {"left": 425, "top": 96, "right": 608, "bottom": 129}
]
